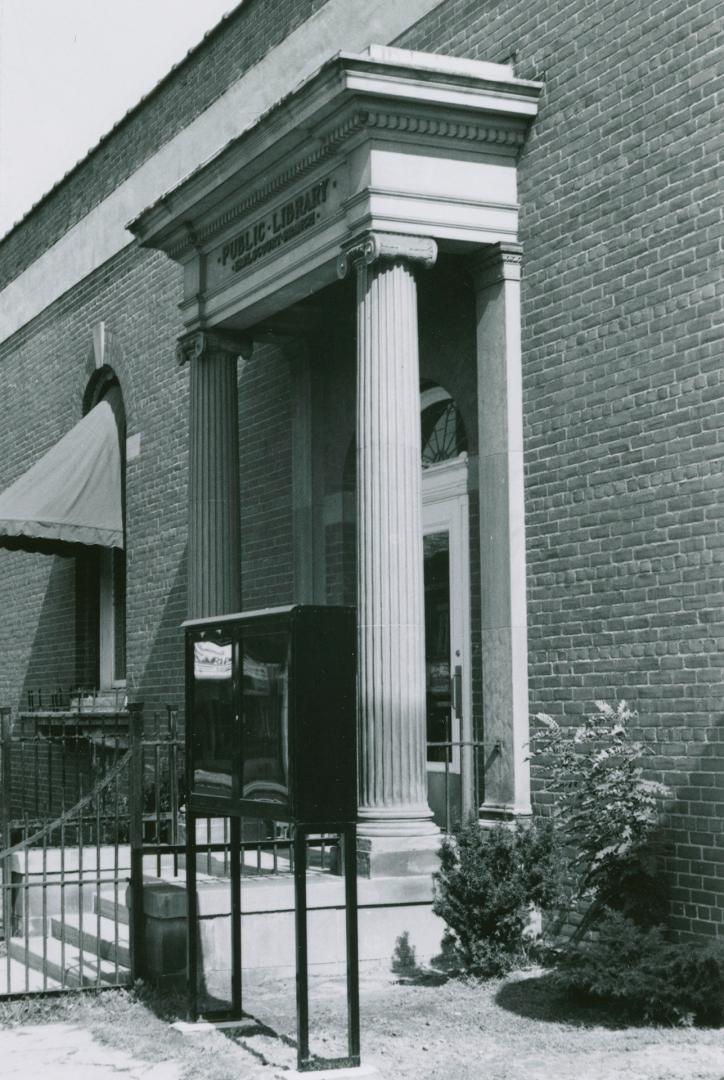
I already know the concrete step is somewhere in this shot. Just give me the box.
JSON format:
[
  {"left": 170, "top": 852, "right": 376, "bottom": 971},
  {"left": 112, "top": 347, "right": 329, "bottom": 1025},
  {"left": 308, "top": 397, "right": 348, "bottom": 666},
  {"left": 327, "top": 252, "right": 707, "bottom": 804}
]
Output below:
[
  {"left": 95, "top": 889, "right": 130, "bottom": 925},
  {"left": 7, "top": 934, "right": 131, "bottom": 988},
  {"left": 0, "top": 954, "right": 62, "bottom": 994},
  {"left": 51, "top": 912, "right": 131, "bottom": 968}
]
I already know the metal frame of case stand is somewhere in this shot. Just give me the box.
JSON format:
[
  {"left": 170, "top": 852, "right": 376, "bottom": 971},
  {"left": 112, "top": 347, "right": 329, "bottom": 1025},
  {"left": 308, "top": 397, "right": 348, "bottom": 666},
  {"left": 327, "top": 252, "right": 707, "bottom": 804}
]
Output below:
[
  {"left": 183, "top": 810, "right": 362, "bottom": 1074},
  {"left": 179, "top": 605, "right": 370, "bottom": 1075}
]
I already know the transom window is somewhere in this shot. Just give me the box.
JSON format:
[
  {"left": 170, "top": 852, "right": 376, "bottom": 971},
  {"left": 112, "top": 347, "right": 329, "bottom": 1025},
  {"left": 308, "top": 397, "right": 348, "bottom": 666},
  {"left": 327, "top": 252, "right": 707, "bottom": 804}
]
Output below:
[{"left": 420, "top": 385, "right": 467, "bottom": 466}]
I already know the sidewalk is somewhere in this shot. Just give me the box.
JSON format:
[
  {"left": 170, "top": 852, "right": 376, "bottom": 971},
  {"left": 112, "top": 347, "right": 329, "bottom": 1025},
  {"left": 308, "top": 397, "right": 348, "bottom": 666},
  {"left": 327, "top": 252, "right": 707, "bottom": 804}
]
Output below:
[{"left": 0, "top": 1022, "right": 182, "bottom": 1080}]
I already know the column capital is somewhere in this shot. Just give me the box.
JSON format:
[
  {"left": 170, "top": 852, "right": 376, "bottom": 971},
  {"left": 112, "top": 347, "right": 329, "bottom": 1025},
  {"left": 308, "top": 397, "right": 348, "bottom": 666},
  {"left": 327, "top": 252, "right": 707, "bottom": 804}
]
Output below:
[
  {"left": 337, "top": 231, "right": 437, "bottom": 280},
  {"left": 176, "top": 329, "right": 253, "bottom": 365},
  {"left": 471, "top": 241, "right": 523, "bottom": 290}
]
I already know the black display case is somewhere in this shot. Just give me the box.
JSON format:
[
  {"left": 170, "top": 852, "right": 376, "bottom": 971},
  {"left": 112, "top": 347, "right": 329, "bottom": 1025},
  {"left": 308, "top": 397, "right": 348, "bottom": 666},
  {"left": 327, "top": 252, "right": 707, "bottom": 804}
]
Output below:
[{"left": 184, "top": 604, "right": 356, "bottom": 823}]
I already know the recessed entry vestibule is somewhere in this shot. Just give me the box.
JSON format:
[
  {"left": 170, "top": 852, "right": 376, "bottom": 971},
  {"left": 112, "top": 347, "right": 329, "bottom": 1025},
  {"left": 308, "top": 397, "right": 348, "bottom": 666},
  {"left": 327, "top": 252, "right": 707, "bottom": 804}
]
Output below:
[{"left": 130, "top": 45, "right": 541, "bottom": 874}]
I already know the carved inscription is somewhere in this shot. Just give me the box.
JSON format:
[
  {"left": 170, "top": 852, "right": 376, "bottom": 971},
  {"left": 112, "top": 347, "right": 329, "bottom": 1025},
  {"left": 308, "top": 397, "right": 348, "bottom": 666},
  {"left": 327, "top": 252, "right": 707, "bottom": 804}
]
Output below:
[{"left": 218, "top": 178, "right": 331, "bottom": 274}]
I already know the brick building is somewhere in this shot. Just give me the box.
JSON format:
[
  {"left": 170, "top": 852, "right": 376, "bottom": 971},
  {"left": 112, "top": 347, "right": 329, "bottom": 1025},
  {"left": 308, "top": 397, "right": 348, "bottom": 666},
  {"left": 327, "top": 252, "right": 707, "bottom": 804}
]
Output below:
[{"left": 0, "top": 0, "right": 721, "bottom": 949}]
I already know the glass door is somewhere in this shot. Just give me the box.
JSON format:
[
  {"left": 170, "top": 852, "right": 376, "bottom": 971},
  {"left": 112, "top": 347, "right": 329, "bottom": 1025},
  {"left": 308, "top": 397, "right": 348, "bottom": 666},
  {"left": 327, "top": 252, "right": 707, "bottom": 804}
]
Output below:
[{"left": 422, "top": 458, "right": 472, "bottom": 829}]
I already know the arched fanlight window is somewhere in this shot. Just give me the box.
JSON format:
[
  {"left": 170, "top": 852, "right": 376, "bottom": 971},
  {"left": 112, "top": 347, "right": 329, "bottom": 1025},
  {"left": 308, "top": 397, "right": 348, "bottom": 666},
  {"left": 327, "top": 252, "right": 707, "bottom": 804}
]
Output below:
[{"left": 420, "top": 384, "right": 467, "bottom": 467}]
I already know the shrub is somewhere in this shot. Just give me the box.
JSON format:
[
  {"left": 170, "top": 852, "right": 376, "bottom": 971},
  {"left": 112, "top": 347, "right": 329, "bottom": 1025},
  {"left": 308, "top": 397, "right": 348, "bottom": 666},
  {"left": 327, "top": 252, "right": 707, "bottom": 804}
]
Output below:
[
  {"left": 391, "top": 931, "right": 418, "bottom": 975},
  {"left": 532, "top": 700, "right": 670, "bottom": 934},
  {"left": 432, "top": 818, "right": 562, "bottom": 976},
  {"left": 552, "top": 909, "right": 724, "bottom": 1026}
]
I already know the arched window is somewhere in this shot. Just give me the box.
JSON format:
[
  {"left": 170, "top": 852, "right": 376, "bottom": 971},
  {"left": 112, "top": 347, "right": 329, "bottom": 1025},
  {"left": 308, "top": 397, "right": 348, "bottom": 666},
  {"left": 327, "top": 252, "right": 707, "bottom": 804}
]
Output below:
[{"left": 420, "top": 383, "right": 468, "bottom": 467}]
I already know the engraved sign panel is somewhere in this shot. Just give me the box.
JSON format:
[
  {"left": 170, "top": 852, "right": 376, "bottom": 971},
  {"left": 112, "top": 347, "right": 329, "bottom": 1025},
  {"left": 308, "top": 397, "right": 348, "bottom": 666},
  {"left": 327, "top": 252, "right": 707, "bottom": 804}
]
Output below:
[{"left": 207, "top": 172, "right": 345, "bottom": 291}]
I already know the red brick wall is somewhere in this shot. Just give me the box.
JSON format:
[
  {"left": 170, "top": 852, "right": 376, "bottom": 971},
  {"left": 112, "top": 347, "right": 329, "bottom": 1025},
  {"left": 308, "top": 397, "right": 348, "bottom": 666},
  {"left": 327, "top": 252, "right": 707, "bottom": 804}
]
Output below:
[
  {"left": 0, "top": 255, "right": 297, "bottom": 720},
  {"left": 0, "top": 244, "right": 188, "bottom": 718},
  {"left": 397, "top": 0, "right": 724, "bottom": 940}
]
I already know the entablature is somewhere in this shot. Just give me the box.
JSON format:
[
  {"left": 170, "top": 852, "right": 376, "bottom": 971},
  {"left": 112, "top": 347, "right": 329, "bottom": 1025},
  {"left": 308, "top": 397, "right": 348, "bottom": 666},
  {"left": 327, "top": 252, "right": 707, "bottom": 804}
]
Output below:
[{"left": 129, "top": 45, "right": 541, "bottom": 332}]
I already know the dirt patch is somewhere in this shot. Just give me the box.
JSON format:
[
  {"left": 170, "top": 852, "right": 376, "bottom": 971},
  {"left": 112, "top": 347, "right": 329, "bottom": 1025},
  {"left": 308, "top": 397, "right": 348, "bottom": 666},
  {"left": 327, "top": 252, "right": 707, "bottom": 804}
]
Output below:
[{"left": 234, "top": 965, "right": 724, "bottom": 1080}]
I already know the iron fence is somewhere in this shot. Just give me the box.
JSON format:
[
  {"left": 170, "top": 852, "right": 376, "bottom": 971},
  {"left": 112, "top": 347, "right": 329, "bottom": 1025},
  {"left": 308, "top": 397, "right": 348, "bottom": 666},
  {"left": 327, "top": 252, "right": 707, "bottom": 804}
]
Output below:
[
  {"left": 0, "top": 704, "right": 133, "bottom": 996},
  {"left": 0, "top": 693, "right": 497, "bottom": 999}
]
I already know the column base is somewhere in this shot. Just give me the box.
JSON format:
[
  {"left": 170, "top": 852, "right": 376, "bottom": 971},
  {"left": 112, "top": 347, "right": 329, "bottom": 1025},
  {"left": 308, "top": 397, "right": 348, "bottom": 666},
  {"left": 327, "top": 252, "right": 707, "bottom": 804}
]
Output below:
[{"left": 356, "top": 833, "right": 441, "bottom": 879}]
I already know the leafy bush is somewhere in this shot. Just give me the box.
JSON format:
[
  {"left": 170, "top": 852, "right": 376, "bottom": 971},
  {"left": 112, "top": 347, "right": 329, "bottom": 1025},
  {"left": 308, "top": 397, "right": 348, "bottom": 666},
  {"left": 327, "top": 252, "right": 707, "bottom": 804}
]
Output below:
[
  {"left": 532, "top": 700, "right": 670, "bottom": 934},
  {"left": 531, "top": 700, "right": 723, "bottom": 1027},
  {"left": 432, "top": 818, "right": 562, "bottom": 976},
  {"left": 552, "top": 909, "right": 724, "bottom": 1026}
]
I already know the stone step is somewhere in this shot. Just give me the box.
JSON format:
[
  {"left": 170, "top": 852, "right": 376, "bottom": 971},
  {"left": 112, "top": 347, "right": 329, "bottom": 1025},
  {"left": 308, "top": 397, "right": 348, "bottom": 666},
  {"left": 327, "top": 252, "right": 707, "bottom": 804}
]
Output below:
[
  {"left": 0, "top": 954, "right": 62, "bottom": 995},
  {"left": 7, "top": 934, "right": 131, "bottom": 988},
  {"left": 51, "top": 912, "right": 131, "bottom": 968},
  {"left": 95, "top": 888, "right": 130, "bottom": 925}
]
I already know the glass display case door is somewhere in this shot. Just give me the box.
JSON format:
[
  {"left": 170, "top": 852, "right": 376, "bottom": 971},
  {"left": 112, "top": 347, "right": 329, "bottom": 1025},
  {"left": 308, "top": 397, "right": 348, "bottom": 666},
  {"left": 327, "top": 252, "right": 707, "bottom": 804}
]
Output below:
[{"left": 422, "top": 457, "right": 472, "bottom": 829}]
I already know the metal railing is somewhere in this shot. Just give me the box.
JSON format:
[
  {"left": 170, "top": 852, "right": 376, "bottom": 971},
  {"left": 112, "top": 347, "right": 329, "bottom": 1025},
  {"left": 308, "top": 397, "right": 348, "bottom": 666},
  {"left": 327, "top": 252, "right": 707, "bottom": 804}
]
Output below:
[
  {"left": 426, "top": 735, "right": 498, "bottom": 833},
  {"left": 0, "top": 705, "right": 133, "bottom": 996},
  {"left": 23, "top": 686, "right": 128, "bottom": 715}
]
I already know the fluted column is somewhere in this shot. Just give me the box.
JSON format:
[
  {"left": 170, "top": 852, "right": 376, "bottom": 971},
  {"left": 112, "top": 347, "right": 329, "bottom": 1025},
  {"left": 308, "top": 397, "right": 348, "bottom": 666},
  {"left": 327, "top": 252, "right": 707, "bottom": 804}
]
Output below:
[
  {"left": 178, "top": 330, "right": 251, "bottom": 620},
  {"left": 338, "top": 232, "right": 438, "bottom": 871},
  {"left": 473, "top": 243, "right": 532, "bottom": 821}
]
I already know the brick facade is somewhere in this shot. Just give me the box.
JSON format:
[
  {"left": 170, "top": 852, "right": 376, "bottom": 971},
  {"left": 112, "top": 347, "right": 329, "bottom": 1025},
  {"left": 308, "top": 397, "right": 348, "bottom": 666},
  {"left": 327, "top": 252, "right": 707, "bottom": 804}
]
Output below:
[
  {"left": 0, "top": 0, "right": 721, "bottom": 939},
  {"left": 0, "top": 244, "right": 187, "bottom": 714},
  {"left": 397, "top": 0, "right": 724, "bottom": 940}
]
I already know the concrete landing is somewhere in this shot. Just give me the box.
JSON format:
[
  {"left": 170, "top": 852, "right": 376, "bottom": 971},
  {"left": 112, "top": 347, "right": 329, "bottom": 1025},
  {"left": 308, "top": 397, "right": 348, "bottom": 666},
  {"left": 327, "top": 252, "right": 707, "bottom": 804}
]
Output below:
[{"left": 282, "top": 1066, "right": 383, "bottom": 1080}]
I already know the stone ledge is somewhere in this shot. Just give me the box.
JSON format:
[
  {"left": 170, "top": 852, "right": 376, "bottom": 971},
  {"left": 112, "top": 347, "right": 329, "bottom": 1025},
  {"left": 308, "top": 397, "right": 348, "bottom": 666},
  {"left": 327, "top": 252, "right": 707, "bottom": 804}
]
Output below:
[{"left": 137, "top": 873, "right": 435, "bottom": 919}]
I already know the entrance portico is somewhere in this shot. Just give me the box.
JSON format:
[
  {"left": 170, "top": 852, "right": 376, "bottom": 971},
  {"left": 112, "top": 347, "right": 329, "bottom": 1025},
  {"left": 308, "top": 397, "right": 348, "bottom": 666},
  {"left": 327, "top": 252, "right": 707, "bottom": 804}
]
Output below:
[{"left": 130, "top": 45, "right": 541, "bottom": 875}]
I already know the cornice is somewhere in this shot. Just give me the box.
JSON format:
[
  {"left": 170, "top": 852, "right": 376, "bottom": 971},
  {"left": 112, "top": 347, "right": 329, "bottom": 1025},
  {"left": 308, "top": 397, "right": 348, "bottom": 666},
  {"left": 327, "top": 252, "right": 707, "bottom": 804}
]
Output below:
[
  {"left": 337, "top": 231, "right": 438, "bottom": 278},
  {"left": 176, "top": 329, "right": 254, "bottom": 365},
  {"left": 167, "top": 107, "right": 527, "bottom": 261}
]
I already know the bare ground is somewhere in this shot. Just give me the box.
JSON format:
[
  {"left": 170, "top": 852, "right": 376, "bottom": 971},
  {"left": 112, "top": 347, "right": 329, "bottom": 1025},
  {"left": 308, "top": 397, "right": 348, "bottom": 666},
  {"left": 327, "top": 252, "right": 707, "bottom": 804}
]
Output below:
[
  {"left": 0, "top": 967, "right": 722, "bottom": 1080},
  {"left": 237, "top": 965, "right": 724, "bottom": 1080}
]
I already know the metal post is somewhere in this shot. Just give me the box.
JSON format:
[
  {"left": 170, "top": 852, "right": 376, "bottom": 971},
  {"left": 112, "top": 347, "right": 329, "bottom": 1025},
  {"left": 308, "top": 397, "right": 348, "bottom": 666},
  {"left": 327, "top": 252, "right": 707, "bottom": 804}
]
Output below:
[
  {"left": 230, "top": 815, "right": 242, "bottom": 1019},
  {"left": 128, "top": 702, "right": 145, "bottom": 981},
  {"left": 293, "top": 824, "right": 310, "bottom": 1070},
  {"left": 185, "top": 810, "right": 199, "bottom": 1021},
  {"left": 0, "top": 708, "right": 13, "bottom": 981},
  {"left": 343, "top": 823, "right": 361, "bottom": 1065},
  {"left": 0, "top": 708, "right": 11, "bottom": 845},
  {"left": 168, "top": 708, "right": 179, "bottom": 877}
]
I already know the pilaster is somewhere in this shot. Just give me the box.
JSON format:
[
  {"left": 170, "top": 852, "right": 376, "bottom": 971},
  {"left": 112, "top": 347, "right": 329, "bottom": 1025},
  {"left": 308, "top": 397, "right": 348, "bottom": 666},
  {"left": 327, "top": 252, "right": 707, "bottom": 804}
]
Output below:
[{"left": 472, "top": 242, "right": 532, "bottom": 821}]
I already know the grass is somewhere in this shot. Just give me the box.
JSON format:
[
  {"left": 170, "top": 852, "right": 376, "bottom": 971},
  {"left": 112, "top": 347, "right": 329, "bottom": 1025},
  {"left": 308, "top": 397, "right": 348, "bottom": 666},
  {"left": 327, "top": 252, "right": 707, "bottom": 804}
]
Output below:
[{"left": 0, "top": 966, "right": 722, "bottom": 1080}]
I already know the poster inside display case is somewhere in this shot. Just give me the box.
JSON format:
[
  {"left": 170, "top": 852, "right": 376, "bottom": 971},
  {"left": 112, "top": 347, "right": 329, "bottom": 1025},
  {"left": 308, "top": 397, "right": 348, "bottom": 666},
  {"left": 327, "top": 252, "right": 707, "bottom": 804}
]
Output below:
[{"left": 185, "top": 605, "right": 356, "bottom": 822}]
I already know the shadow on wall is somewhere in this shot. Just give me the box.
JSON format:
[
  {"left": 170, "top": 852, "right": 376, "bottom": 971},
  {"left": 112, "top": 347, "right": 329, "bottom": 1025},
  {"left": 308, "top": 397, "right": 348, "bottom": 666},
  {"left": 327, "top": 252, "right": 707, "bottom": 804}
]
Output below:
[
  {"left": 134, "top": 544, "right": 188, "bottom": 723},
  {"left": 665, "top": 716, "right": 724, "bottom": 942},
  {"left": 20, "top": 551, "right": 98, "bottom": 709},
  {"left": 13, "top": 540, "right": 187, "bottom": 719}
]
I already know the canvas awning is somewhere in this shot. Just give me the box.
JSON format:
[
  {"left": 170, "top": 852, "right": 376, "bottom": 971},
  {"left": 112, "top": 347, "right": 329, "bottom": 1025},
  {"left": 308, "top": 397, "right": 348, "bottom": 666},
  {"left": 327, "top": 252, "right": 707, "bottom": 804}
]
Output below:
[{"left": 0, "top": 398, "right": 123, "bottom": 553}]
